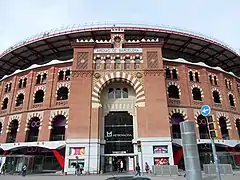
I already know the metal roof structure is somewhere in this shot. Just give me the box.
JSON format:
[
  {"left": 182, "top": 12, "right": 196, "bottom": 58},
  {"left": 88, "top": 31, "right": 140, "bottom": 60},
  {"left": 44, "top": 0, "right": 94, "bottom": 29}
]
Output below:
[{"left": 0, "top": 23, "right": 239, "bottom": 79}]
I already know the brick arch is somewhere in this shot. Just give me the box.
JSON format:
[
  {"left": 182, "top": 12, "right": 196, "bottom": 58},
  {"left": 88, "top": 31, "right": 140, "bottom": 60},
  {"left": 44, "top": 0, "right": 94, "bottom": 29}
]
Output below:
[
  {"left": 191, "top": 84, "right": 204, "bottom": 98},
  {"left": 166, "top": 81, "right": 181, "bottom": 96},
  {"left": 168, "top": 108, "right": 187, "bottom": 122},
  {"left": 33, "top": 86, "right": 46, "bottom": 100},
  {"left": 6, "top": 114, "right": 21, "bottom": 133},
  {"left": 227, "top": 92, "right": 236, "bottom": 105},
  {"left": 211, "top": 87, "right": 222, "bottom": 101},
  {"left": 49, "top": 109, "right": 69, "bottom": 129},
  {"left": 56, "top": 82, "right": 70, "bottom": 97},
  {"left": 92, "top": 72, "right": 145, "bottom": 108},
  {"left": 16, "top": 89, "right": 26, "bottom": 96},
  {"left": 216, "top": 112, "right": 231, "bottom": 130},
  {"left": 25, "top": 112, "right": 44, "bottom": 131},
  {"left": 233, "top": 115, "right": 240, "bottom": 130},
  {"left": 194, "top": 110, "right": 208, "bottom": 128}
]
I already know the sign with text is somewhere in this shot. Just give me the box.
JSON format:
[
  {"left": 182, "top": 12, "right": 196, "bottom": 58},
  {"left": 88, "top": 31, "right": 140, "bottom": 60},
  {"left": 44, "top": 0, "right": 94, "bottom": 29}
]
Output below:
[{"left": 94, "top": 48, "right": 143, "bottom": 54}]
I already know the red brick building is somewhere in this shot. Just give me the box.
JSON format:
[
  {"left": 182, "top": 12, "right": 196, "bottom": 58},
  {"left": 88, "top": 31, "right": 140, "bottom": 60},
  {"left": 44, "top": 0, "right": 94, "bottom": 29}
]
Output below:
[{"left": 0, "top": 25, "right": 239, "bottom": 173}]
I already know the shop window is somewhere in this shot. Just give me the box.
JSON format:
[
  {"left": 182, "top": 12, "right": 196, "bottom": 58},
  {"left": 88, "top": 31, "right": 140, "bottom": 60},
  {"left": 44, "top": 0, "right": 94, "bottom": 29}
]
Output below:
[
  {"left": 34, "top": 90, "right": 44, "bottom": 103},
  {"left": 16, "top": 93, "right": 24, "bottom": 106},
  {"left": 2, "top": 98, "right": 8, "bottom": 110},
  {"left": 228, "top": 94, "right": 235, "bottom": 107},
  {"left": 57, "top": 87, "right": 69, "bottom": 101},
  {"left": 212, "top": 90, "right": 221, "bottom": 103},
  {"left": 192, "top": 88, "right": 202, "bottom": 101},
  {"left": 168, "top": 85, "right": 180, "bottom": 99}
]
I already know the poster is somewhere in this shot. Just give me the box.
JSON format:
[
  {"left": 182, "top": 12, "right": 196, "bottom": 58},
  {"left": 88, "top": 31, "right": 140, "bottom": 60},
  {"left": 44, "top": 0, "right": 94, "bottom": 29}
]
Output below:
[
  {"left": 69, "top": 147, "right": 85, "bottom": 156},
  {"left": 154, "top": 157, "right": 169, "bottom": 165},
  {"left": 153, "top": 146, "right": 168, "bottom": 154}
]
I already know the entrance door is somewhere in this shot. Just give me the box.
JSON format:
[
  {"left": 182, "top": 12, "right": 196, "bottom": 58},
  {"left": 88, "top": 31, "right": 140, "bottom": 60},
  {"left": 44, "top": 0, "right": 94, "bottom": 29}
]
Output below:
[
  {"left": 104, "top": 111, "right": 134, "bottom": 154},
  {"left": 104, "top": 156, "right": 131, "bottom": 172}
]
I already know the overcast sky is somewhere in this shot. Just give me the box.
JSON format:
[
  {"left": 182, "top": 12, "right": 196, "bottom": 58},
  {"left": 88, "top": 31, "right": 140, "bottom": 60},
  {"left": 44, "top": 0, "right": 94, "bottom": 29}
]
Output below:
[{"left": 0, "top": 0, "right": 239, "bottom": 54}]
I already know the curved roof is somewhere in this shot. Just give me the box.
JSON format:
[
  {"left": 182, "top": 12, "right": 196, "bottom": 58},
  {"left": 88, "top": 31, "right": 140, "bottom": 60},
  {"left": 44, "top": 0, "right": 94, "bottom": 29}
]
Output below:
[{"left": 0, "top": 23, "right": 239, "bottom": 79}]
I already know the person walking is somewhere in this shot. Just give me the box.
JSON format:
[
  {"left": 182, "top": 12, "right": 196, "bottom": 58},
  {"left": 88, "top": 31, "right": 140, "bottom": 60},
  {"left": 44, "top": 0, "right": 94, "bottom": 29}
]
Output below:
[
  {"left": 145, "top": 162, "right": 150, "bottom": 173},
  {"left": 120, "top": 160, "right": 124, "bottom": 172},
  {"left": 135, "top": 163, "right": 141, "bottom": 176},
  {"left": 22, "top": 164, "right": 27, "bottom": 176}
]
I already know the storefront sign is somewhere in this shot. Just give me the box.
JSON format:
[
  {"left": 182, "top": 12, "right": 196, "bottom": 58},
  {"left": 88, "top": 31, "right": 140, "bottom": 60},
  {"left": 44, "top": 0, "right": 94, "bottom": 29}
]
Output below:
[
  {"left": 94, "top": 48, "right": 142, "bottom": 54},
  {"left": 105, "top": 131, "right": 132, "bottom": 138},
  {"left": 153, "top": 146, "right": 168, "bottom": 154}
]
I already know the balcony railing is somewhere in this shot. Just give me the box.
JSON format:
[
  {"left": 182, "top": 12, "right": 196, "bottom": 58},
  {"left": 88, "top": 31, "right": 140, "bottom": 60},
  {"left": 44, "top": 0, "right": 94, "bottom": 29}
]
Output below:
[
  {"left": 168, "top": 98, "right": 181, "bottom": 106},
  {"left": 199, "top": 133, "right": 210, "bottom": 139},
  {"left": 50, "top": 134, "right": 65, "bottom": 141},
  {"left": 6, "top": 136, "right": 16, "bottom": 143}
]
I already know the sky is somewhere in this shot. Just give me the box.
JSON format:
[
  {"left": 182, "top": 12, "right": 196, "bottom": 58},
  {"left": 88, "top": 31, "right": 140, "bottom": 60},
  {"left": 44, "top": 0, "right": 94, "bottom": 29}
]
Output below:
[{"left": 0, "top": 0, "right": 239, "bottom": 54}]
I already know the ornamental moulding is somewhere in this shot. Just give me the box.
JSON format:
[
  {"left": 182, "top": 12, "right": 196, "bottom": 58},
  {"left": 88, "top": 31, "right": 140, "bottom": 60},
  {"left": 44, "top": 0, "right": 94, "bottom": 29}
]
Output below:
[
  {"left": 144, "top": 69, "right": 164, "bottom": 76},
  {"left": 71, "top": 70, "right": 93, "bottom": 78}
]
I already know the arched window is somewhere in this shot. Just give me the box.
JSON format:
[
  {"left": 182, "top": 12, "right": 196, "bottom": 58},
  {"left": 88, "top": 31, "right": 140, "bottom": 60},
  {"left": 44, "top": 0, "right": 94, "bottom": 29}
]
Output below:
[
  {"left": 57, "top": 87, "right": 69, "bottom": 101},
  {"left": 189, "top": 71, "right": 194, "bottom": 81},
  {"left": 6, "top": 120, "right": 18, "bottom": 143},
  {"left": 213, "top": 76, "right": 218, "bottom": 85},
  {"left": 8, "top": 83, "right": 12, "bottom": 92},
  {"left": 195, "top": 72, "right": 199, "bottom": 82},
  {"left": 212, "top": 91, "right": 221, "bottom": 103},
  {"left": 25, "top": 117, "right": 41, "bottom": 142},
  {"left": 165, "top": 68, "right": 171, "bottom": 79},
  {"left": 2, "top": 98, "right": 8, "bottom": 110},
  {"left": 123, "top": 88, "right": 128, "bottom": 98},
  {"left": 4, "top": 84, "right": 8, "bottom": 93},
  {"left": 192, "top": 88, "right": 202, "bottom": 101},
  {"left": 134, "top": 59, "right": 141, "bottom": 69},
  {"left": 23, "top": 78, "right": 27, "bottom": 88},
  {"left": 0, "top": 122, "right": 2, "bottom": 135},
  {"left": 65, "top": 70, "right": 71, "bottom": 80},
  {"left": 115, "top": 88, "right": 122, "bottom": 99},
  {"left": 16, "top": 93, "right": 24, "bottom": 106},
  {"left": 219, "top": 117, "right": 229, "bottom": 139},
  {"left": 36, "top": 74, "right": 41, "bottom": 84},
  {"left": 58, "top": 71, "right": 64, "bottom": 81},
  {"left": 115, "top": 58, "right": 121, "bottom": 70},
  {"left": 236, "top": 119, "right": 240, "bottom": 138},
  {"left": 42, "top": 73, "right": 47, "bottom": 84},
  {"left": 50, "top": 115, "right": 66, "bottom": 141},
  {"left": 108, "top": 88, "right": 114, "bottom": 99},
  {"left": 209, "top": 75, "right": 213, "bottom": 84},
  {"left": 229, "top": 94, "right": 235, "bottom": 107},
  {"left": 168, "top": 85, "right": 180, "bottom": 99},
  {"left": 34, "top": 90, "right": 44, "bottom": 103},
  {"left": 18, "top": 79, "right": 23, "bottom": 88},
  {"left": 172, "top": 69, "right": 178, "bottom": 79}
]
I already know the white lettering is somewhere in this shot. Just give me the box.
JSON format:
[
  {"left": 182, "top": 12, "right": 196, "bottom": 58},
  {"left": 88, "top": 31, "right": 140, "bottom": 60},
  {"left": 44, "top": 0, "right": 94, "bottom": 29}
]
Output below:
[{"left": 94, "top": 48, "right": 142, "bottom": 54}]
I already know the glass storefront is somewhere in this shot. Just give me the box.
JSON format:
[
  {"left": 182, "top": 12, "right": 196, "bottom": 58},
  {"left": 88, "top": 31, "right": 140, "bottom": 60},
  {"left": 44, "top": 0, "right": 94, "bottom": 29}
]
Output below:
[{"left": 104, "top": 111, "right": 134, "bottom": 154}]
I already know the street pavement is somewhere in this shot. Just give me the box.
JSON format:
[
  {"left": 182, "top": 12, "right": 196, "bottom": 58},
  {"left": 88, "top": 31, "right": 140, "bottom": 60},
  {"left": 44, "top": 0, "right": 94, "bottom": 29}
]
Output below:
[{"left": 0, "top": 174, "right": 240, "bottom": 180}]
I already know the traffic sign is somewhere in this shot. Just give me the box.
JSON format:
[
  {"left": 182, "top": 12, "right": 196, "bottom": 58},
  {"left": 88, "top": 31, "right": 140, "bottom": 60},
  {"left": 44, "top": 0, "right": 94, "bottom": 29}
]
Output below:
[{"left": 200, "top": 105, "right": 211, "bottom": 117}]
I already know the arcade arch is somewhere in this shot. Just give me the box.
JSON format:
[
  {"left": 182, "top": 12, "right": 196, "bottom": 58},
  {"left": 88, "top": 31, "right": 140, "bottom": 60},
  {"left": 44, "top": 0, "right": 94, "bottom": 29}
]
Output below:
[
  {"left": 49, "top": 115, "right": 67, "bottom": 141},
  {"left": 6, "top": 119, "right": 19, "bottom": 143},
  {"left": 25, "top": 117, "right": 41, "bottom": 142}
]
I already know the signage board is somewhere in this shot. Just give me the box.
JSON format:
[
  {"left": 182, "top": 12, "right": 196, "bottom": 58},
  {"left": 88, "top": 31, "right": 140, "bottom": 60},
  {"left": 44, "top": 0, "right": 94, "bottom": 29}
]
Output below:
[
  {"left": 200, "top": 105, "right": 211, "bottom": 117},
  {"left": 94, "top": 48, "right": 143, "bottom": 54}
]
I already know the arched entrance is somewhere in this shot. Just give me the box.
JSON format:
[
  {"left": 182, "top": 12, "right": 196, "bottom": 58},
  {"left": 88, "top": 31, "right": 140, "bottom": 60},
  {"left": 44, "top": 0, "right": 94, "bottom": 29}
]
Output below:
[
  {"left": 6, "top": 120, "right": 19, "bottom": 143},
  {"left": 219, "top": 116, "right": 230, "bottom": 139},
  {"left": 197, "top": 115, "right": 209, "bottom": 139},
  {"left": 25, "top": 117, "right": 41, "bottom": 142},
  {"left": 170, "top": 113, "right": 184, "bottom": 139},
  {"left": 100, "top": 81, "right": 137, "bottom": 173},
  {"left": 49, "top": 115, "right": 66, "bottom": 141}
]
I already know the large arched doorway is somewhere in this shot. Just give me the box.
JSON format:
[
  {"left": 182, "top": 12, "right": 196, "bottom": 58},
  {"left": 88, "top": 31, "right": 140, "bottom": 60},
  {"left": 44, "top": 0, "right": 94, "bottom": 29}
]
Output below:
[
  {"left": 49, "top": 115, "right": 66, "bottom": 141},
  {"left": 6, "top": 120, "right": 19, "bottom": 143},
  {"left": 197, "top": 115, "right": 209, "bottom": 139},
  {"left": 25, "top": 117, "right": 41, "bottom": 142},
  {"left": 170, "top": 113, "right": 184, "bottom": 139},
  {"left": 100, "top": 81, "right": 137, "bottom": 172},
  {"left": 219, "top": 117, "right": 230, "bottom": 139}
]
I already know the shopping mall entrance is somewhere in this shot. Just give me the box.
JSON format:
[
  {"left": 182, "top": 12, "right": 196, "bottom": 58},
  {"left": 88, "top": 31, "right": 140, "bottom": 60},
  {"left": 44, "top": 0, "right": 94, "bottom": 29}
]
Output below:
[{"left": 103, "top": 111, "right": 136, "bottom": 172}]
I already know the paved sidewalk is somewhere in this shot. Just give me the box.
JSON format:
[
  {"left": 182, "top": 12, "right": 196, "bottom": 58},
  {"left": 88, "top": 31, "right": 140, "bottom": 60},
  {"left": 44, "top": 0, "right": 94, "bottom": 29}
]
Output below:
[{"left": 0, "top": 174, "right": 240, "bottom": 180}]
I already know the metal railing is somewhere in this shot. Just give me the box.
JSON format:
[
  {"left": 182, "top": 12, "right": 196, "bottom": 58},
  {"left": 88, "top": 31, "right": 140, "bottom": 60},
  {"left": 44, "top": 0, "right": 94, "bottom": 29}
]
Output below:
[
  {"left": 49, "top": 134, "right": 65, "bottom": 141},
  {"left": 0, "top": 22, "right": 238, "bottom": 58}
]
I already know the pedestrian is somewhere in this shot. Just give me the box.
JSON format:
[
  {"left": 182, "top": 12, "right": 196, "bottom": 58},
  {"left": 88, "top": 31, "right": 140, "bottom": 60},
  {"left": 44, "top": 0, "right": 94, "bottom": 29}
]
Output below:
[
  {"left": 1, "top": 163, "right": 6, "bottom": 175},
  {"left": 145, "top": 162, "right": 149, "bottom": 173},
  {"left": 79, "top": 163, "right": 84, "bottom": 175},
  {"left": 135, "top": 163, "right": 141, "bottom": 176},
  {"left": 120, "top": 160, "right": 123, "bottom": 172},
  {"left": 22, "top": 164, "right": 27, "bottom": 176}
]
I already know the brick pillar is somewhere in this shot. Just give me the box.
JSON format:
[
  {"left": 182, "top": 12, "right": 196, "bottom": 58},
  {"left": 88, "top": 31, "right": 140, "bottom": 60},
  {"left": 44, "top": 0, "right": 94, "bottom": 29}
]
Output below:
[
  {"left": 44, "top": 67, "right": 55, "bottom": 108},
  {"left": 38, "top": 110, "right": 51, "bottom": 141},
  {"left": 0, "top": 116, "right": 9, "bottom": 143},
  {"left": 67, "top": 41, "right": 95, "bottom": 139},
  {"left": 138, "top": 43, "right": 170, "bottom": 137},
  {"left": 16, "top": 113, "right": 27, "bottom": 142}
]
